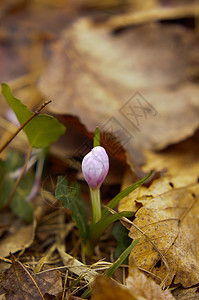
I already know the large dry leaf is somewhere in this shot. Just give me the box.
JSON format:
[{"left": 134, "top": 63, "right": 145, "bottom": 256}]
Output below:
[
  {"left": 119, "top": 137, "right": 199, "bottom": 287},
  {"left": 39, "top": 18, "right": 199, "bottom": 167},
  {"left": 129, "top": 185, "right": 199, "bottom": 287},
  {"left": 120, "top": 136, "right": 199, "bottom": 211}
]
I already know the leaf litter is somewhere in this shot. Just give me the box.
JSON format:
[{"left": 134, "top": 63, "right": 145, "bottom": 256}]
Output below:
[{"left": 0, "top": 1, "right": 199, "bottom": 299}]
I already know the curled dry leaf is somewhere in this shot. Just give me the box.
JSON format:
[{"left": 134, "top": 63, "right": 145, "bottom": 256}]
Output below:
[
  {"left": 91, "top": 274, "right": 174, "bottom": 300},
  {"left": 119, "top": 137, "right": 199, "bottom": 287}
]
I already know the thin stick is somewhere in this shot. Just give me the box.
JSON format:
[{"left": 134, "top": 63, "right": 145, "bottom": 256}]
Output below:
[
  {"left": 3, "top": 145, "right": 32, "bottom": 208},
  {"left": 105, "top": 4, "right": 199, "bottom": 29},
  {"left": 0, "top": 100, "right": 51, "bottom": 154}
]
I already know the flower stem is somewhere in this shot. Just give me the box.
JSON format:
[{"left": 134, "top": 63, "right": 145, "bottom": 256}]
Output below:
[{"left": 90, "top": 187, "right": 101, "bottom": 224}]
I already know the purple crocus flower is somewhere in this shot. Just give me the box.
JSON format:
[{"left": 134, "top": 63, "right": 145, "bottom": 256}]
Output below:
[{"left": 82, "top": 146, "right": 109, "bottom": 189}]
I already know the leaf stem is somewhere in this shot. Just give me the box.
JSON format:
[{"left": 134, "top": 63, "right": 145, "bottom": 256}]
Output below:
[
  {"left": 90, "top": 187, "right": 101, "bottom": 224},
  {"left": 26, "top": 149, "right": 45, "bottom": 201}
]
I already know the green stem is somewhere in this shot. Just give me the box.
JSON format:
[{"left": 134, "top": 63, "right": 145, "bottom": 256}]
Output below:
[
  {"left": 90, "top": 187, "right": 101, "bottom": 225},
  {"left": 83, "top": 239, "right": 94, "bottom": 256}
]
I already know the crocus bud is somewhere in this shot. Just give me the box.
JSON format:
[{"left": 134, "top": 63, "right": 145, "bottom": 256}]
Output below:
[{"left": 82, "top": 146, "right": 109, "bottom": 189}]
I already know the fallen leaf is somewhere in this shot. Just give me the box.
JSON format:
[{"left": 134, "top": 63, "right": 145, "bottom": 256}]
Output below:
[
  {"left": 0, "top": 223, "right": 35, "bottom": 258},
  {"left": 0, "top": 254, "right": 62, "bottom": 299},
  {"left": 34, "top": 268, "right": 63, "bottom": 299},
  {"left": 126, "top": 266, "right": 175, "bottom": 300},
  {"left": 128, "top": 187, "right": 199, "bottom": 288},
  {"left": 119, "top": 136, "right": 199, "bottom": 211},
  {"left": 39, "top": 18, "right": 199, "bottom": 166},
  {"left": 1, "top": 254, "right": 45, "bottom": 300},
  {"left": 91, "top": 275, "right": 139, "bottom": 300},
  {"left": 0, "top": 204, "right": 40, "bottom": 258},
  {"left": 91, "top": 274, "right": 174, "bottom": 300},
  {"left": 119, "top": 137, "right": 199, "bottom": 287}
]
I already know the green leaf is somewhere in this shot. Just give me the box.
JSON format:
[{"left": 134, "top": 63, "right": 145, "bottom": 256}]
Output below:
[
  {"left": 93, "top": 127, "right": 100, "bottom": 147},
  {"left": 55, "top": 176, "right": 89, "bottom": 243},
  {"left": 88, "top": 211, "right": 133, "bottom": 246},
  {"left": 2, "top": 83, "right": 66, "bottom": 148},
  {"left": 112, "top": 222, "right": 132, "bottom": 263},
  {"left": 104, "top": 238, "right": 140, "bottom": 277},
  {"left": 102, "top": 170, "right": 153, "bottom": 218}
]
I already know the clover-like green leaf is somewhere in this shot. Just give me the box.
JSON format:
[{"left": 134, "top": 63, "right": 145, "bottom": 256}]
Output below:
[{"left": 2, "top": 83, "right": 66, "bottom": 148}]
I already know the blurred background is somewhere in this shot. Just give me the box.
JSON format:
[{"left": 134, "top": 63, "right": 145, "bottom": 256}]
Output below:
[{"left": 0, "top": 0, "right": 199, "bottom": 185}]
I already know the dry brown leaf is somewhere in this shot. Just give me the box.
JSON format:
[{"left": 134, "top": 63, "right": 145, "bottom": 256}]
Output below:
[
  {"left": 91, "top": 275, "right": 142, "bottom": 300},
  {"left": 119, "top": 137, "right": 199, "bottom": 288},
  {"left": 39, "top": 18, "right": 199, "bottom": 168},
  {"left": 128, "top": 185, "right": 199, "bottom": 288},
  {"left": 1, "top": 254, "right": 45, "bottom": 300},
  {"left": 126, "top": 266, "right": 175, "bottom": 300},
  {"left": 0, "top": 223, "right": 35, "bottom": 258},
  {"left": 120, "top": 136, "right": 199, "bottom": 211},
  {"left": 0, "top": 206, "right": 41, "bottom": 259},
  {"left": 0, "top": 254, "right": 62, "bottom": 299},
  {"left": 91, "top": 274, "right": 174, "bottom": 300}
]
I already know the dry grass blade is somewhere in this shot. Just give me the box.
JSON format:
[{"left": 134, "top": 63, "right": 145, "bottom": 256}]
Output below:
[{"left": 57, "top": 247, "right": 98, "bottom": 283}]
